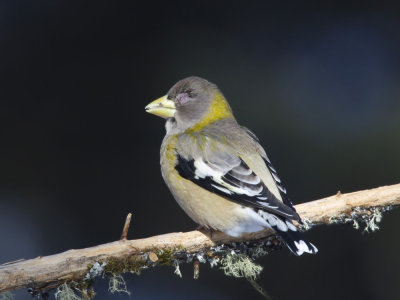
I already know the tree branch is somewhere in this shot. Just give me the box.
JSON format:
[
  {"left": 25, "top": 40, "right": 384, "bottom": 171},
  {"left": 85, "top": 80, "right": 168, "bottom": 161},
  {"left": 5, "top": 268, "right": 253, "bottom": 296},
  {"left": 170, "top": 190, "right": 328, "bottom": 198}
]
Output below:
[{"left": 1, "top": 183, "right": 399, "bottom": 295}]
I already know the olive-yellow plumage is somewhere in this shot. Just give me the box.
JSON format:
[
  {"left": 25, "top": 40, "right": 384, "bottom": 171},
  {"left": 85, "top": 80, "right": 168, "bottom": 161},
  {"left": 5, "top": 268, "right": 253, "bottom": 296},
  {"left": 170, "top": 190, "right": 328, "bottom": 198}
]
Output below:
[
  {"left": 187, "top": 91, "right": 234, "bottom": 132},
  {"left": 145, "top": 76, "right": 317, "bottom": 255}
]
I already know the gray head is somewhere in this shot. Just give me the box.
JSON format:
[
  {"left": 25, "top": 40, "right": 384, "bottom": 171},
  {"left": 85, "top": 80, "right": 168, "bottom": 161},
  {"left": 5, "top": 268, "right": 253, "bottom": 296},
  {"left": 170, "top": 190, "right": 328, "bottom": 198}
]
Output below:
[{"left": 145, "top": 76, "right": 233, "bottom": 133}]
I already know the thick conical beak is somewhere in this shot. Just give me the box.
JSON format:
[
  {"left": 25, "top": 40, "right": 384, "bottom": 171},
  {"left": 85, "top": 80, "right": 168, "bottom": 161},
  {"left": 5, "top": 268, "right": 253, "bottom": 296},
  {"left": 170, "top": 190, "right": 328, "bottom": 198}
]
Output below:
[{"left": 145, "top": 95, "right": 176, "bottom": 118}]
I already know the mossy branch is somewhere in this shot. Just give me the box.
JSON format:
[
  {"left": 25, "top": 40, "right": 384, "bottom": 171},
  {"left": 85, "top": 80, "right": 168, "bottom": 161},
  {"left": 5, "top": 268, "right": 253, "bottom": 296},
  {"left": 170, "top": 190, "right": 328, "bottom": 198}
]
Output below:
[{"left": 0, "top": 183, "right": 399, "bottom": 296}]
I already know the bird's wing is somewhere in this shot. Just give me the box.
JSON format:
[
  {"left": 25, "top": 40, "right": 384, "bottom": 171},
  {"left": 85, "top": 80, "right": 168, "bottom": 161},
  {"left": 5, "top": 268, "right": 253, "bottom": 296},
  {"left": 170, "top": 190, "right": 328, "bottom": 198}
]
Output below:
[
  {"left": 175, "top": 133, "right": 300, "bottom": 221},
  {"left": 241, "top": 126, "right": 294, "bottom": 210},
  {"left": 240, "top": 125, "right": 295, "bottom": 209}
]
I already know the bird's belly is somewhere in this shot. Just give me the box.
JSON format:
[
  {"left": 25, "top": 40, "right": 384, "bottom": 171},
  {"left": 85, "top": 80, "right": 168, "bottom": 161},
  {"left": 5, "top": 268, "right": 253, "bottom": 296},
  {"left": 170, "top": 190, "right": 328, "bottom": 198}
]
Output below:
[{"left": 163, "top": 168, "right": 268, "bottom": 236}]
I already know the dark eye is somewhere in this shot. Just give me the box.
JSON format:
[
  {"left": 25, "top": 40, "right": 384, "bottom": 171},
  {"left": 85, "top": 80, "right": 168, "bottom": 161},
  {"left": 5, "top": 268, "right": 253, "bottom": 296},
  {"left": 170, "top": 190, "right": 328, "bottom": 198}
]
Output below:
[{"left": 185, "top": 89, "right": 194, "bottom": 98}]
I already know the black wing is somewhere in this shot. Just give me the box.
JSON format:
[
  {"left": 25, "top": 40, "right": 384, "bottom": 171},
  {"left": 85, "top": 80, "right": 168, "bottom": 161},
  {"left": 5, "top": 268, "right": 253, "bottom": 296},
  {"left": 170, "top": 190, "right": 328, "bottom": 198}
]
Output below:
[{"left": 175, "top": 154, "right": 300, "bottom": 221}]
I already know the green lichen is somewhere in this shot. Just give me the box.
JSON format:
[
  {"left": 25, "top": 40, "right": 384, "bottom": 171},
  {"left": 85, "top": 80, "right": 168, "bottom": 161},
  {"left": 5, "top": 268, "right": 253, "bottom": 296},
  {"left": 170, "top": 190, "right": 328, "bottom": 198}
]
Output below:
[
  {"left": 108, "top": 274, "right": 130, "bottom": 296},
  {"left": 220, "top": 253, "right": 263, "bottom": 281},
  {"left": 104, "top": 257, "right": 148, "bottom": 275},
  {"left": 298, "top": 217, "right": 313, "bottom": 231},
  {"left": 157, "top": 249, "right": 174, "bottom": 265},
  {"left": 250, "top": 244, "right": 270, "bottom": 259},
  {"left": 54, "top": 283, "right": 82, "bottom": 300},
  {"left": 363, "top": 207, "right": 382, "bottom": 233},
  {"left": 329, "top": 213, "right": 347, "bottom": 224},
  {"left": 329, "top": 207, "right": 387, "bottom": 233},
  {"left": 173, "top": 260, "right": 182, "bottom": 278},
  {"left": 102, "top": 247, "right": 182, "bottom": 275},
  {"left": 103, "top": 258, "right": 127, "bottom": 274},
  {"left": 54, "top": 244, "right": 272, "bottom": 299}
]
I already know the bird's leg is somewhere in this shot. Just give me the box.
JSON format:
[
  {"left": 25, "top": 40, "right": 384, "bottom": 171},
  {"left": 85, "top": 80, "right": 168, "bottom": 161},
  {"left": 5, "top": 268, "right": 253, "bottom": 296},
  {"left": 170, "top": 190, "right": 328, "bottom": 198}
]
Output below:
[
  {"left": 196, "top": 225, "right": 215, "bottom": 238},
  {"left": 195, "top": 224, "right": 206, "bottom": 230}
]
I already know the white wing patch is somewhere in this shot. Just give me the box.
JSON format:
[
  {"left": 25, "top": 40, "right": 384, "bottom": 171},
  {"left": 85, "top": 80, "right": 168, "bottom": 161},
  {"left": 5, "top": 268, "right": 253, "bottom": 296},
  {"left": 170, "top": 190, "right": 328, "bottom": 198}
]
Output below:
[
  {"left": 258, "top": 210, "right": 288, "bottom": 232},
  {"left": 194, "top": 160, "right": 223, "bottom": 179},
  {"left": 211, "top": 184, "right": 232, "bottom": 195},
  {"left": 195, "top": 159, "right": 264, "bottom": 197}
]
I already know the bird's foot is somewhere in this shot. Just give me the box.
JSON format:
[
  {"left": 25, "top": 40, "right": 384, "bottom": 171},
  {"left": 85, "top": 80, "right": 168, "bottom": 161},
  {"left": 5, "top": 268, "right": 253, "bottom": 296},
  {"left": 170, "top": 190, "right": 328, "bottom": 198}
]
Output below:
[{"left": 196, "top": 225, "right": 215, "bottom": 238}]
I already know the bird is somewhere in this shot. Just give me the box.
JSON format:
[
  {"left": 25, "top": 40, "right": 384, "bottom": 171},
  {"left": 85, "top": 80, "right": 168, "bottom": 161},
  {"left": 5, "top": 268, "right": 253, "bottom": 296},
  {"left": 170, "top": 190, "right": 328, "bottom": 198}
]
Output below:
[{"left": 145, "top": 76, "right": 317, "bottom": 256}]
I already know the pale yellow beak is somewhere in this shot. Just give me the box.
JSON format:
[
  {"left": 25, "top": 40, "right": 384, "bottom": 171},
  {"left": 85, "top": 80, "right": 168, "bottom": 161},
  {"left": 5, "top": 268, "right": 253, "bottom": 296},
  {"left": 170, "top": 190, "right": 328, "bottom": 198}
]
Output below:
[{"left": 145, "top": 95, "right": 176, "bottom": 118}]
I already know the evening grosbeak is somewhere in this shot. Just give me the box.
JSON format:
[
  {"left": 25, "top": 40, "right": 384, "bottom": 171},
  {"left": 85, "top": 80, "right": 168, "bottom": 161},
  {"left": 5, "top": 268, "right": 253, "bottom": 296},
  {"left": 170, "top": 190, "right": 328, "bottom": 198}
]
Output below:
[{"left": 145, "top": 76, "right": 317, "bottom": 255}]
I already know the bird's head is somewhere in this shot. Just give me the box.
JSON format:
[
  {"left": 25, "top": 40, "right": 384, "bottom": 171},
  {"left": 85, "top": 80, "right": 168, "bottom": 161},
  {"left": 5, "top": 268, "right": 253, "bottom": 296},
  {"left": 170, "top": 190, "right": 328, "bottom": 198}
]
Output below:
[{"left": 145, "top": 76, "right": 234, "bottom": 132}]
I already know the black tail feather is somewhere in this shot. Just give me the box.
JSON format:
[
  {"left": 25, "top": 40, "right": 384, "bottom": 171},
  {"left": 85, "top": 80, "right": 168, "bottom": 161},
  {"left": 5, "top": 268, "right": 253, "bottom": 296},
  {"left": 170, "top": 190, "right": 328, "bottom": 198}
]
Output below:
[
  {"left": 257, "top": 210, "right": 318, "bottom": 256},
  {"left": 276, "top": 228, "right": 318, "bottom": 256}
]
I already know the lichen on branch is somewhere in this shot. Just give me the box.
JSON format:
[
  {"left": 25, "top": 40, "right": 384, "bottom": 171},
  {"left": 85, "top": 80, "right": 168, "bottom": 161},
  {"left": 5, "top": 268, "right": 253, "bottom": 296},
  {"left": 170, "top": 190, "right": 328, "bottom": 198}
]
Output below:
[{"left": 0, "top": 183, "right": 399, "bottom": 298}]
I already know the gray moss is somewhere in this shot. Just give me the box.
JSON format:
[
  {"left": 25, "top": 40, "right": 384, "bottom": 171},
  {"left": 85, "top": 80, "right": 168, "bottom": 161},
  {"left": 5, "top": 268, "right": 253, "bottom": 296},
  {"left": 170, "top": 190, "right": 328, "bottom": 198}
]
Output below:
[
  {"left": 329, "top": 206, "right": 392, "bottom": 233},
  {"left": 220, "top": 253, "right": 263, "bottom": 280},
  {"left": 298, "top": 217, "right": 313, "bottom": 231},
  {"left": 54, "top": 283, "right": 82, "bottom": 300},
  {"left": 173, "top": 260, "right": 182, "bottom": 278},
  {"left": 32, "top": 236, "right": 280, "bottom": 298},
  {"left": 108, "top": 274, "right": 130, "bottom": 296},
  {"left": 362, "top": 207, "right": 383, "bottom": 232},
  {"left": 88, "top": 262, "right": 107, "bottom": 278}
]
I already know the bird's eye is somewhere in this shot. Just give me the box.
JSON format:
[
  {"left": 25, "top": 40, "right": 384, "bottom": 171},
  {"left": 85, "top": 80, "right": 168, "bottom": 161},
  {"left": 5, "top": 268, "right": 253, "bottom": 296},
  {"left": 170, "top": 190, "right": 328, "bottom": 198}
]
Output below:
[{"left": 186, "top": 89, "right": 194, "bottom": 98}]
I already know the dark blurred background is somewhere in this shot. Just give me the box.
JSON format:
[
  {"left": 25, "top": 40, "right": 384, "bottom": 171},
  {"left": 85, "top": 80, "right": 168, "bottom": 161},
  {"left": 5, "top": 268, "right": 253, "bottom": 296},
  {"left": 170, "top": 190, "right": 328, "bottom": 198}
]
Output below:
[{"left": 1, "top": 1, "right": 400, "bottom": 299}]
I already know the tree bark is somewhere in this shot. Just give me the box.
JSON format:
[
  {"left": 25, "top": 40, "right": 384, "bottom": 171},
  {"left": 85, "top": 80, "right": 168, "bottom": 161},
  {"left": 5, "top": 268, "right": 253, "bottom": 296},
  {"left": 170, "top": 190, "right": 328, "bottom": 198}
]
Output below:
[{"left": 1, "top": 183, "right": 399, "bottom": 294}]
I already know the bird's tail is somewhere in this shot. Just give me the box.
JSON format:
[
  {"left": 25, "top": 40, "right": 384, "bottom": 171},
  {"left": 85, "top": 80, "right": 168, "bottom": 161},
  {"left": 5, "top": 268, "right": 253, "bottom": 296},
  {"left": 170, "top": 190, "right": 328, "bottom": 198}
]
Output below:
[
  {"left": 276, "top": 226, "right": 318, "bottom": 256},
  {"left": 258, "top": 210, "right": 318, "bottom": 255}
]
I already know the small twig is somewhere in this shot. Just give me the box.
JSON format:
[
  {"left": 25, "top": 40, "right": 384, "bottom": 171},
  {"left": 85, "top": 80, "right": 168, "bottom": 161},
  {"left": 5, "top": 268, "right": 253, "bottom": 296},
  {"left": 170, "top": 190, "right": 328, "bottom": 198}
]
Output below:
[
  {"left": 246, "top": 277, "right": 273, "bottom": 300},
  {"left": 1, "top": 259, "right": 25, "bottom": 266},
  {"left": 193, "top": 260, "right": 200, "bottom": 280},
  {"left": 120, "top": 213, "right": 132, "bottom": 240}
]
